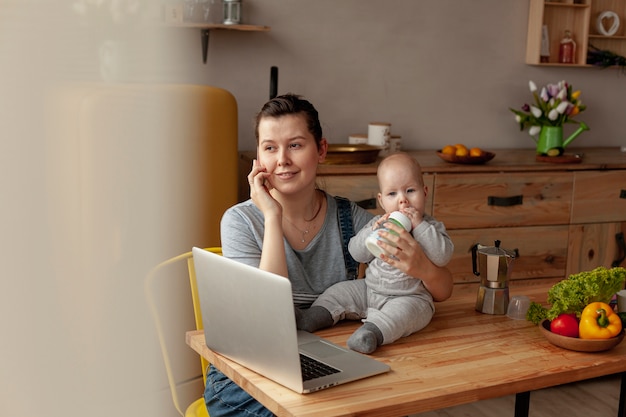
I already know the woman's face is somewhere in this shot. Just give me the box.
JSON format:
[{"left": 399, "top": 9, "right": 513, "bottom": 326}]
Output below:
[{"left": 257, "top": 114, "right": 327, "bottom": 196}]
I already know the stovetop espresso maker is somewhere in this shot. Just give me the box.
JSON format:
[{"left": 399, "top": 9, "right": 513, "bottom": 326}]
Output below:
[{"left": 472, "top": 240, "right": 517, "bottom": 315}]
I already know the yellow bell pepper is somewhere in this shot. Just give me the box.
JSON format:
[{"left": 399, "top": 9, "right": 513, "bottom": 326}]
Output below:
[{"left": 579, "top": 302, "right": 623, "bottom": 339}]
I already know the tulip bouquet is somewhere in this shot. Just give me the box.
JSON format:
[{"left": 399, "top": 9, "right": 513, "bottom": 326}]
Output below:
[{"left": 510, "top": 80, "right": 587, "bottom": 137}]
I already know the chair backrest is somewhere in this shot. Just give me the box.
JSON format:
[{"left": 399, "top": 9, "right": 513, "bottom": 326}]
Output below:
[
  {"left": 187, "top": 247, "right": 222, "bottom": 382},
  {"left": 145, "top": 247, "right": 221, "bottom": 415}
]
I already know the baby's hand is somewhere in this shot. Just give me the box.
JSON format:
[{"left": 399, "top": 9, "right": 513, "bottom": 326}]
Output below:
[
  {"left": 400, "top": 207, "right": 423, "bottom": 230},
  {"left": 373, "top": 213, "right": 391, "bottom": 230}
]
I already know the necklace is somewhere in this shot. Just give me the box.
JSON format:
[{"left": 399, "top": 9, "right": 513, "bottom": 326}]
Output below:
[
  {"left": 283, "top": 191, "right": 323, "bottom": 243},
  {"left": 284, "top": 217, "right": 310, "bottom": 243}
]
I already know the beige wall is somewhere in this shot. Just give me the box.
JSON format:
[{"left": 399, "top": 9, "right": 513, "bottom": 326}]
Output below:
[{"left": 170, "top": 0, "right": 625, "bottom": 152}]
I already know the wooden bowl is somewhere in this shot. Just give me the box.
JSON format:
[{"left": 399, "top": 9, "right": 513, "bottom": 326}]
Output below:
[
  {"left": 436, "top": 150, "right": 495, "bottom": 165},
  {"left": 322, "top": 144, "right": 382, "bottom": 165},
  {"left": 539, "top": 319, "right": 624, "bottom": 352}
]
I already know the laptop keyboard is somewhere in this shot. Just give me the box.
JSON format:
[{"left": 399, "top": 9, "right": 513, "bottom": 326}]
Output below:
[{"left": 300, "top": 354, "right": 341, "bottom": 381}]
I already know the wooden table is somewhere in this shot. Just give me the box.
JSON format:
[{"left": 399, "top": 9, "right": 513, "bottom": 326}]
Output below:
[{"left": 186, "top": 283, "right": 626, "bottom": 417}]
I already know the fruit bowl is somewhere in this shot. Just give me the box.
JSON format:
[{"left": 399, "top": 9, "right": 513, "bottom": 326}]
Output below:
[
  {"left": 436, "top": 150, "right": 495, "bottom": 165},
  {"left": 539, "top": 319, "right": 624, "bottom": 352}
]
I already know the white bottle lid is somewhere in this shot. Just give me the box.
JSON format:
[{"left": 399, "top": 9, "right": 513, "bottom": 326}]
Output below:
[{"left": 388, "top": 211, "right": 412, "bottom": 232}]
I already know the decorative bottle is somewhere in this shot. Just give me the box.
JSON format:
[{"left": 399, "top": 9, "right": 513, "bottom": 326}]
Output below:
[
  {"left": 365, "top": 211, "right": 412, "bottom": 258},
  {"left": 558, "top": 30, "right": 576, "bottom": 64}
]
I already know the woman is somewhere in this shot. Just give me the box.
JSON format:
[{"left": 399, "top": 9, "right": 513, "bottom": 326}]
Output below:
[{"left": 205, "top": 94, "right": 453, "bottom": 417}]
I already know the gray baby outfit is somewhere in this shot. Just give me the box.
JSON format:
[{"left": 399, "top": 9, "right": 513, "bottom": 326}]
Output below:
[{"left": 311, "top": 214, "right": 454, "bottom": 345}]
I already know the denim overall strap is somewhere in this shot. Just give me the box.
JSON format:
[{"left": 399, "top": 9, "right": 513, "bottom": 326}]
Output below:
[{"left": 335, "top": 196, "right": 359, "bottom": 280}]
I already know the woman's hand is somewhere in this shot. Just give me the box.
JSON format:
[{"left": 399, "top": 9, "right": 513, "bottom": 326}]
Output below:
[
  {"left": 377, "top": 223, "right": 453, "bottom": 302},
  {"left": 248, "top": 159, "right": 289, "bottom": 277},
  {"left": 248, "top": 159, "right": 282, "bottom": 218}
]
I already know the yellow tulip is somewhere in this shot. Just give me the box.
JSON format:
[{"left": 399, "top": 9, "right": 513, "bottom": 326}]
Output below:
[{"left": 571, "top": 90, "right": 581, "bottom": 100}]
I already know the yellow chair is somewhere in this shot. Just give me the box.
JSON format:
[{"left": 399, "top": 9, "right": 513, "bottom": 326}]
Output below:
[{"left": 146, "top": 247, "right": 222, "bottom": 417}]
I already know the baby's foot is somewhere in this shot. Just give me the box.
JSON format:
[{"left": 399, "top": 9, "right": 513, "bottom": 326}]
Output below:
[
  {"left": 296, "top": 306, "right": 333, "bottom": 332},
  {"left": 347, "top": 323, "right": 383, "bottom": 354}
]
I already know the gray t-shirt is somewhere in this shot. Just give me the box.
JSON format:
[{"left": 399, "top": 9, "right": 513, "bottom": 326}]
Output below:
[{"left": 220, "top": 192, "right": 373, "bottom": 307}]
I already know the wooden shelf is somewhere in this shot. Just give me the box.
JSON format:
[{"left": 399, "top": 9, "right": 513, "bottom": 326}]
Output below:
[
  {"left": 166, "top": 22, "right": 270, "bottom": 31},
  {"left": 526, "top": 0, "right": 626, "bottom": 67},
  {"left": 589, "top": 34, "right": 626, "bottom": 39},
  {"left": 166, "top": 23, "right": 270, "bottom": 63},
  {"left": 545, "top": 1, "right": 590, "bottom": 8}
]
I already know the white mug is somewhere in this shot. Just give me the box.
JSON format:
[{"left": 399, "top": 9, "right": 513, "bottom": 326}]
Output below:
[
  {"left": 367, "top": 123, "right": 390, "bottom": 146},
  {"left": 617, "top": 289, "right": 626, "bottom": 312},
  {"left": 389, "top": 136, "right": 402, "bottom": 153},
  {"left": 368, "top": 122, "right": 391, "bottom": 155}
]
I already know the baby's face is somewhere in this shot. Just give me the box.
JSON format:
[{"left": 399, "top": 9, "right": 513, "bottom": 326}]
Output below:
[{"left": 377, "top": 163, "right": 427, "bottom": 215}]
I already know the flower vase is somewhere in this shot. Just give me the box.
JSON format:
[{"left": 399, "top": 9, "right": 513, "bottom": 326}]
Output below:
[
  {"left": 536, "top": 126, "right": 563, "bottom": 156},
  {"left": 535, "top": 122, "right": 589, "bottom": 156}
]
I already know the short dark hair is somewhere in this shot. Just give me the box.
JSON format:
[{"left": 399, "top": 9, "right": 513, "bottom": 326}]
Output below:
[{"left": 254, "top": 93, "right": 323, "bottom": 148}]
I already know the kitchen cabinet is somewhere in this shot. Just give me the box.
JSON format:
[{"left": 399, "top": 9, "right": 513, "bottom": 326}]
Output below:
[
  {"left": 526, "top": 0, "right": 626, "bottom": 67},
  {"left": 239, "top": 148, "right": 626, "bottom": 289}
]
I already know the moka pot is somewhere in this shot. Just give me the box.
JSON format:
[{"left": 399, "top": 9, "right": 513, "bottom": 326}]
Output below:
[{"left": 472, "top": 240, "right": 517, "bottom": 315}]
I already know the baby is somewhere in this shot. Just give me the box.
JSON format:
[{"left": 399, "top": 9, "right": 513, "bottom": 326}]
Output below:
[{"left": 297, "top": 152, "right": 454, "bottom": 353}]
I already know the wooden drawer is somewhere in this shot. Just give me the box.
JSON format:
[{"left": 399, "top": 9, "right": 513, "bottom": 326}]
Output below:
[
  {"left": 447, "top": 226, "right": 569, "bottom": 285},
  {"left": 571, "top": 171, "right": 626, "bottom": 224},
  {"left": 319, "top": 174, "right": 434, "bottom": 215},
  {"left": 432, "top": 172, "right": 573, "bottom": 229}
]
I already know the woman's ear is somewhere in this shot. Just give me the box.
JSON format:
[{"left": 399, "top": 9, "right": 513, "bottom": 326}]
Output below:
[{"left": 318, "top": 138, "right": 328, "bottom": 163}]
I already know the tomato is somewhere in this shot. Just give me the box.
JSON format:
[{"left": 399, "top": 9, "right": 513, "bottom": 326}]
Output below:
[{"left": 550, "top": 313, "right": 579, "bottom": 338}]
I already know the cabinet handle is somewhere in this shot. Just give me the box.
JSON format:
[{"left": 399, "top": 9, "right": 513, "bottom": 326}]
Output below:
[
  {"left": 620, "top": 190, "right": 626, "bottom": 199},
  {"left": 487, "top": 195, "right": 523, "bottom": 207},
  {"left": 612, "top": 232, "right": 625, "bottom": 268}
]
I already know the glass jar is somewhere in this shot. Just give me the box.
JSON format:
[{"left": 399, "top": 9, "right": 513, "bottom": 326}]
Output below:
[
  {"left": 559, "top": 30, "right": 576, "bottom": 64},
  {"left": 222, "top": 0, "right": 241, "bottom": 25},
  {"left": 365, "top": 211, "right": 412, "bottom": 258}
]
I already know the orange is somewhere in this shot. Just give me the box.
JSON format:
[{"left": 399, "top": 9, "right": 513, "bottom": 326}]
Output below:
[
  {"left": 441, "top": 145, "right": 456, "bottom": 155},
  {"left": 469, "top": 147, "right": 483, "bottom": 157},
  {"left": 455, "top": 146, "right": 469, "bottom": 157}
]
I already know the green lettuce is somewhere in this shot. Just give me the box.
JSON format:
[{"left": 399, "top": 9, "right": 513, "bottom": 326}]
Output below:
[{"left": 526, "top": 267, "right": 626, "bottom": 325}]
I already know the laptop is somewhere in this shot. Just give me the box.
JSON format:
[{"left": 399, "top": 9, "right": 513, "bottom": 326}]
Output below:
[{"left": 192, "top": 247, "right": 390, "bottom": 394}]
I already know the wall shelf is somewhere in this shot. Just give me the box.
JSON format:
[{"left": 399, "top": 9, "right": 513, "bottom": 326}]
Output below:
[
  {"left": 526, "top": 0, "right": 626, "bottom": 67},
  {"left": 167, "top": 23, "right": 270, "bottom": 63}
]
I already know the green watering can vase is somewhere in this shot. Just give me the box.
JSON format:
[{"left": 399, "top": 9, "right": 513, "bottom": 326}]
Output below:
[{"left": 534, "top": 122, "right": 589, "bottom": 155}]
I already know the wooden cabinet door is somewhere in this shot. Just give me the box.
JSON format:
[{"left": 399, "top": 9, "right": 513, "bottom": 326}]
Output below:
[
  {"left": 571, "top": 171, "right": 626, "bottom": 224},
  {"left": 567, "top": 222, "right": 626, "bottom": 276},
  {"left": 432, "top": 172, "right": 573, "bottom": 229},
  {"left": 318, "top": 175, "right": 379, "bottom": 212}
]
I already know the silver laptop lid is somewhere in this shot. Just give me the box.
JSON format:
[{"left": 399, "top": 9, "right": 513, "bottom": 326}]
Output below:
[{"left": 192, "top": 247, "right": 304, "bottom": 392}]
